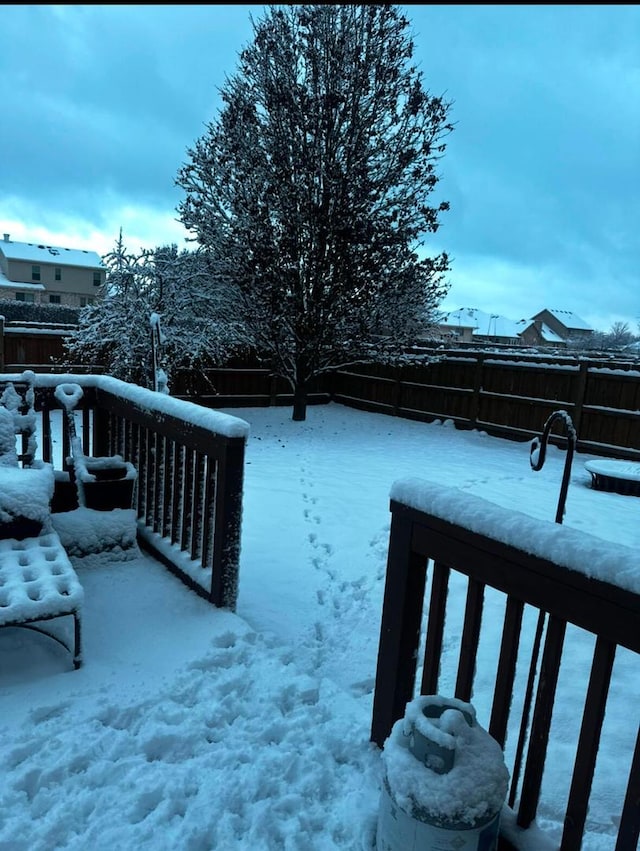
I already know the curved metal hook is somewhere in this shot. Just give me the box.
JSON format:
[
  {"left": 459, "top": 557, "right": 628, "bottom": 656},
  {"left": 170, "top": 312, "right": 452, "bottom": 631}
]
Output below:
[{"left": 530, "top": 409, "right": 577, "bottom": 524}]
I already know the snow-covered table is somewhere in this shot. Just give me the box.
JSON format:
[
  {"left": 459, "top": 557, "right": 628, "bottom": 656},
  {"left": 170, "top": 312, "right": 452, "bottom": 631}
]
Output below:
[{"left": 584, "top": 459, "right": 640, "bottom": 497}]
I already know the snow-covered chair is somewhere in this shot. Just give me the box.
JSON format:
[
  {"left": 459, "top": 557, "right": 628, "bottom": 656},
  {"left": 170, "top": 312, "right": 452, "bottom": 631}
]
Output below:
[{"left": 0, "top": 389, "right": 84, "bottom": 671}]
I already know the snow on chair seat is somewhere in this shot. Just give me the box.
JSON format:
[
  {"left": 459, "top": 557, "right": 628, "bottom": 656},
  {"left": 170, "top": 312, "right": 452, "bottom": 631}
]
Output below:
[
  {"left": 0, "top": 458, "right": 84, "bottom": 671},
  {"left": 0, "top": 531, "right": 83, "bottom": 669}
]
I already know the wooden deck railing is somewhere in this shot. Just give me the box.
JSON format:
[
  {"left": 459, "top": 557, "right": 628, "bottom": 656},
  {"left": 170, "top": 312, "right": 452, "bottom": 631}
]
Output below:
[
  {"left": 2, "top": 372, "right": 249, "bottom": 610},
  {"left": 371, "top": 481, "right": 640, "bottom": 851}
]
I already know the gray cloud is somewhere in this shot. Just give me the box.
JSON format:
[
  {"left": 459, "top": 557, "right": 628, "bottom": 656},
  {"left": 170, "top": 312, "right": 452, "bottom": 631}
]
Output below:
[
  {"left": 1, "top": 4, "right": 638, "bottom": 330},
  {"left": 0, "top": 5, "right": 261, "bottom": 213},
  {"left": 406, "top": 5, "right": 640, "bottom": 328}
]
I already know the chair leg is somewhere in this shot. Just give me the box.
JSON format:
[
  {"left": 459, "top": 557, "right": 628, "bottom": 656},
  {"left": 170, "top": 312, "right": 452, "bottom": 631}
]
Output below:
[{"left": 73, "top": 612, "right": 82, "bottom": 670}]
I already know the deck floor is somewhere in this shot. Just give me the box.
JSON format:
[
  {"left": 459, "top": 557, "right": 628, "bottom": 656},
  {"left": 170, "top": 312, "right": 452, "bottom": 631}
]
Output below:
[{"left": 0, "top": 546, "right": 245, "bottom": 731}]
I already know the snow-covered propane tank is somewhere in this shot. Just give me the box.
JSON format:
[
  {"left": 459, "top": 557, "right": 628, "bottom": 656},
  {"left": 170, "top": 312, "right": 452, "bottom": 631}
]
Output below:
[{"left": 376, "top": 695, "right": 509, "bottom": 851}]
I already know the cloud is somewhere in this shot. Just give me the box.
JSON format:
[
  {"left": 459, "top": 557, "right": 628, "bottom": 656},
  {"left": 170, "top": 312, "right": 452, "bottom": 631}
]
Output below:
[
  {"left": 407, "top": 5, "right": 640, "bottom": 334},
  {"left": 0, "top": 194, "right": 190, "bottom": 256},
  {"left": 1, "top": 4, "right": 638, "bottom": 335},
  {"left": 439, "top": 252, "right": 638, "bottom": 333},
  {"left": 0, "top": 5, "right": 260, "bottom": 215}
]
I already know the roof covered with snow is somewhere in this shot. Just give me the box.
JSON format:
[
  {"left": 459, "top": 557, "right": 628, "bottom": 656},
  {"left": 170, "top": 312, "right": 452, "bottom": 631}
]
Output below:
[
  {"left": 0, "top": 238, "right": 104, "bottom": 270},
  {"left": 440, "top": 308, "right": 524, "bottom": 339},
  {"left": 534, "top": 308, "right": 592, "bottom": 331},
  {"left": 516, "top": 318, "right": 566, "bottom": 344},
  {"left": 537, "top": 322, "right": 567, "bottom": 343},
  {"left": 0, "top": 268, "right": 45, "bottom": 291}
]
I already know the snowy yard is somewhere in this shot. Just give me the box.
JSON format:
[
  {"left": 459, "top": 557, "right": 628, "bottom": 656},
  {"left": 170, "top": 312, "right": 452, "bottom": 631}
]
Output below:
[{"left": 0, "top": 402, "right": 637, "bottom": 850}]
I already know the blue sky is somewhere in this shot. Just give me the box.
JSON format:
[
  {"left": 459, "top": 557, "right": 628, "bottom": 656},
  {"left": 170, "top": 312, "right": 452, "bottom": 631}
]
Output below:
[{"left": 1, "top": 4, "right": 638, "bottom": 333}]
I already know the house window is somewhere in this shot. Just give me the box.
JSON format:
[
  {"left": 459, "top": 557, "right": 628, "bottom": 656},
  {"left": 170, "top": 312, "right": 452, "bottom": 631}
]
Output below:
[
  {"left": 16, "top": 292, "right": 35, "bottom": 303},
  {"left": 49, "top": 294, "right": 61, "bottom": 304},
  {"left": 31, "top": 265, "right": 41, "bottom": 281},
  {"left": 93, "top": 271, "right": 102, "bottom": 287},
  {"left": 55, "top": 267, "right": 62, "bottom": 281}
]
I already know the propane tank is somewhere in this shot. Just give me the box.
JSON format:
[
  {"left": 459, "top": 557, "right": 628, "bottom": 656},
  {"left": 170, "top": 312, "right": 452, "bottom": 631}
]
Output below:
[{"left": 376, "top": 695, "right": 509, "bottom": 851}]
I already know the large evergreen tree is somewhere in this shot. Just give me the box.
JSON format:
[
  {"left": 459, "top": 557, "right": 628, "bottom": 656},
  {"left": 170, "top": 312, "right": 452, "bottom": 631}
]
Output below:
[{"left": 176, "top": 4, "right": 453, "bottom": 420}]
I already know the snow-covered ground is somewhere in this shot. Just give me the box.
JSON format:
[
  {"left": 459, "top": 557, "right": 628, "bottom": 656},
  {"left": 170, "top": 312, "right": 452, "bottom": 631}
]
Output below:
[{"left": 0, "top": 402, "right": 637, "bottom": 850}]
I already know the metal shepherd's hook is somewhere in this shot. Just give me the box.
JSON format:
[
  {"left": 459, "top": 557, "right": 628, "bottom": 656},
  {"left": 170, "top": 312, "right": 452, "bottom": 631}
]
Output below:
[
  {"left": 529, "top": 409, "right": 578, "bottom": 525},
  {"left": 508, "top": 409, "right": 578, "bottom": 810}
]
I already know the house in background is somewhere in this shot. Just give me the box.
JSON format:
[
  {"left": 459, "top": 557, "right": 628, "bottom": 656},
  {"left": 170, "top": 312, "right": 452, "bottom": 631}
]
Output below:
[
  {"left": 436, "top": 307, "right": 524, "bottom": 346},
  {"left": 432, "top": 306, "right": 595, "bottom": 349},
  {"left": 529, "top": 308, "right": 593, "bottom": 344},
  {"left": 0, "top": 234, "right": 105, "bottom": 308},
  {"left": 516, "top": 318, "right": 566, "bottom": 348}
]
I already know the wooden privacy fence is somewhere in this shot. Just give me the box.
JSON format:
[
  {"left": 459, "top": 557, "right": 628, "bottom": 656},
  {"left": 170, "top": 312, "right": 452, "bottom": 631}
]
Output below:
[
  {"left": 3, "top": 372, "right": 248, "bottom": 610},
  {"left": 371, "top": 482, "right": 640, "bottom": 851},
  {"left": 4, "top": 322, "right": 640, "bottom": 458},
  {"left": 171, "top": 365, "right": 331, "bottom": 408},
  {"left": 331, "top": 351, "right": 640, "bottom": 459},
  {"left": 0, "top": 319, "right": 77, "bottom": 371},
  {"left": 168, "top": 352, "right": 640, "bottom": 461}
]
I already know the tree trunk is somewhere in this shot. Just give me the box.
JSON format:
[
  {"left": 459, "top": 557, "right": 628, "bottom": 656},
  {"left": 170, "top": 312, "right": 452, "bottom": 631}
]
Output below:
[{"left": 292, "top": 380, "right": 307, "bottom": 421}]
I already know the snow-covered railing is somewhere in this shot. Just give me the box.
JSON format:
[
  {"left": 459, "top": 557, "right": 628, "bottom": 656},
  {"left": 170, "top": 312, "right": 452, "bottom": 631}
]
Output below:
[
  {"left": 371, "top": 481, "right": 640, "bottom": 851},
  {"left": 1, "top": 372, "right": 250, "bottom": 610}
]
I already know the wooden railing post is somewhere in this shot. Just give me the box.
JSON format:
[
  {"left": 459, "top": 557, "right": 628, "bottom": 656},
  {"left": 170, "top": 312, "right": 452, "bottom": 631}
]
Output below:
[
  {"left": 211, "top": 437, "right": 245, "bottom": 610},
  {"left": 371, "top": 506, "right": 428, "bottom": 747}
]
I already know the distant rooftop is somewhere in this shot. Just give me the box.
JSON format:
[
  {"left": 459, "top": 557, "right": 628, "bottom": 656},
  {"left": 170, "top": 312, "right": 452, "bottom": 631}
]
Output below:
[
  {"left": 516, "top": 318, "right": 565, "bottom": 344},
  {"left": 440, "top": 307, "right": 524, "bottom": 339},
  {"left": 0, "top": 267, "right": 45, "bottom": 291},
  {"left": 535, "top": 308, "right": 592, "bottom": 331},
  {"left": 0, "top": 235, "right": 104, "bottom": 270}
]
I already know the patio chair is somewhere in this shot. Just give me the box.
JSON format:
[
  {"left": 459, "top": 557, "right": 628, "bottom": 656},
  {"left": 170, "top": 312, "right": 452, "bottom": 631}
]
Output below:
[{"left": 0, "top": 380, "right": 84, "bottom": 671}]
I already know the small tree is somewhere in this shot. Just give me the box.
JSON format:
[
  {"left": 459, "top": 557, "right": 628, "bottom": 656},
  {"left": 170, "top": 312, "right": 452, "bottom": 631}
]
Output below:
[
  {"left": 605, "top": 321, "right": 635, "bottom": 350},
  {"left": 64, "top": 232, "right": 241, "bottom": 388},
  {"left": 176, "top": 4, "right": 453, "bottom": 420}
]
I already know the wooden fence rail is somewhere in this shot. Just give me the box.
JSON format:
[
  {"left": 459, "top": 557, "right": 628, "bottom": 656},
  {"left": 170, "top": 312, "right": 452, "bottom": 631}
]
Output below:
[
  {"left": 330, "top": 351, "right": 640, "bottom": 459},
  {"left": 3, "top": 323, "right": 639, "bottom": 457},
  {"left": 372, "top": 482, "right": 640, "bottom": 850}
]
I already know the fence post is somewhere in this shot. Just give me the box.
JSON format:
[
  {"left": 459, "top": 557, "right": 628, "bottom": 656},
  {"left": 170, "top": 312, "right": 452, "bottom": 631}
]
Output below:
[
  {"left": 469, "top": 353, "right": 484, "bottom": 428},
  {"left": 0, "top": 315, "right": 4, "bottom": 372},
  {"left": 269, "top": 373, "right": 279, "bottom": 406},
  {"left": 392, "top": 364, "right": 401, "bottom": 416},
  {"left": 571, "top": 361, "right": 588, "bottom": 438}
]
